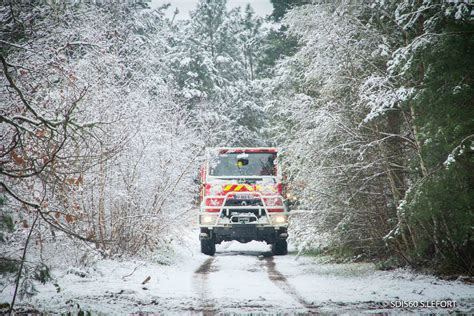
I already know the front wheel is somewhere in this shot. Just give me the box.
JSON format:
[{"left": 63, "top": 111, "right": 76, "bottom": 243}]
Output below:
[
  {"left": 201, "top": 239, "right": 216, "bottom": 256},
  {"left": 272, "top": 239, "right": 288, "bottom": 256}
]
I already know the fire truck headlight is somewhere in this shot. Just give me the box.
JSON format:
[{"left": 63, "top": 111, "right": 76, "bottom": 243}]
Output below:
[
  {"left": 273, "top": 215, "right": 287, "bottom": 224},
  {"left": 201, "top": 215, "right": 215, "bottom": 224}
]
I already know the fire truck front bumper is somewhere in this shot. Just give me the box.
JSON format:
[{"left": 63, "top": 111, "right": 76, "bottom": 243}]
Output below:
[{"left": 200, "top": 225, "right": 288, "bottom": 244}]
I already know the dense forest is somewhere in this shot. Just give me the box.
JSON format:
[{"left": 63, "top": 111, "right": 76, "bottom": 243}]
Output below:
[{"left": 1, "top": 0, "right": 473, "bottom": 304}]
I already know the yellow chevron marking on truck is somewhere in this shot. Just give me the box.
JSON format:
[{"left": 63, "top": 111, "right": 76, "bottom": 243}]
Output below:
[
  {"left": 222, "top": 184, "right": 277, "bottom": 192},
  {"left": 268, "top": 186, "right": 277, "bottom": 192}
]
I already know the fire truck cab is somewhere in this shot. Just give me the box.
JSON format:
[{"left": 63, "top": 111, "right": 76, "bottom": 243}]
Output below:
[{"left": 198, "top": 147, "right": 289, "bottom": 256}]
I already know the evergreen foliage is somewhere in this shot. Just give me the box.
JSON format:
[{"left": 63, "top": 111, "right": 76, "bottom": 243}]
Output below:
[{"left": 265, "top": 0, "right": 474, "bottom": 274}]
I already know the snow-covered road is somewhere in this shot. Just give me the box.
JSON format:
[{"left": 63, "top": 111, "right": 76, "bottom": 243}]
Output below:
[{"left": 2, "top": 241, "right": 473, "bottom": 315}]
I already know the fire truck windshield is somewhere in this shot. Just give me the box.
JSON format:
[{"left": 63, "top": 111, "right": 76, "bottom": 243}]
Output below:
[{"left": 209, "top": 152, "right": 276, "bottom": 177}]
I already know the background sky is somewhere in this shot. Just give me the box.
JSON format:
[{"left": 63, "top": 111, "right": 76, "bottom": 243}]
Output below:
[{"left": 150, "top": 0, "right": 274, "bottom": 20}]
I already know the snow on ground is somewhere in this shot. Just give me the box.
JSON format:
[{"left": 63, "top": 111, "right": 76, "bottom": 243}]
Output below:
[
  {"left": 1, "top": 239, "right": 473, "bottom": 314},
  {"left": 275, "top": 255, "right": 474, "bottom": 313}
]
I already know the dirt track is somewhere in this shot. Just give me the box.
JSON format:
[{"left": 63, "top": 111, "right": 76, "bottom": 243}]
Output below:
[
  {"left": 193, "top": 257, "right": 216, "bottom": 314},
  {"left": 262, "top": 256, "right": 319, "bottom": 313},
  {"left": 191, "top": 248, "right": 319, "bottom": 315}
]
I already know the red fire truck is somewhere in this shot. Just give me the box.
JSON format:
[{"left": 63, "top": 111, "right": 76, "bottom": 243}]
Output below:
[{"left": 198, "top": 147, "right": 289, "bottom": 256}]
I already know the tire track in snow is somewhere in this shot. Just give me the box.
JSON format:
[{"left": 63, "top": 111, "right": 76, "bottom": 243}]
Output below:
[
  {"left": 261, "top": 256, "right": 320, "bottom": 314},
  {"left": 193, "top": 257, "right": 217, "bottom": 314}
]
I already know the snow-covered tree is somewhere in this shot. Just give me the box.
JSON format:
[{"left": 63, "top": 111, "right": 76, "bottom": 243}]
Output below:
[
  {"left": 265, "top": 0, "right": 474, "bottom": 272},
  {"left": 165, "top": 0, "right": 269, "bottom": 146}
]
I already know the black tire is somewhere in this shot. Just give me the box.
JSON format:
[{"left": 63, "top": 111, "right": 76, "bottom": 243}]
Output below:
[
  {"left": 200, "top": 239, "right": 216, "bottom": 256},
  {"left": 272, "top": 239, "right": 288, "bottom": 256}
]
